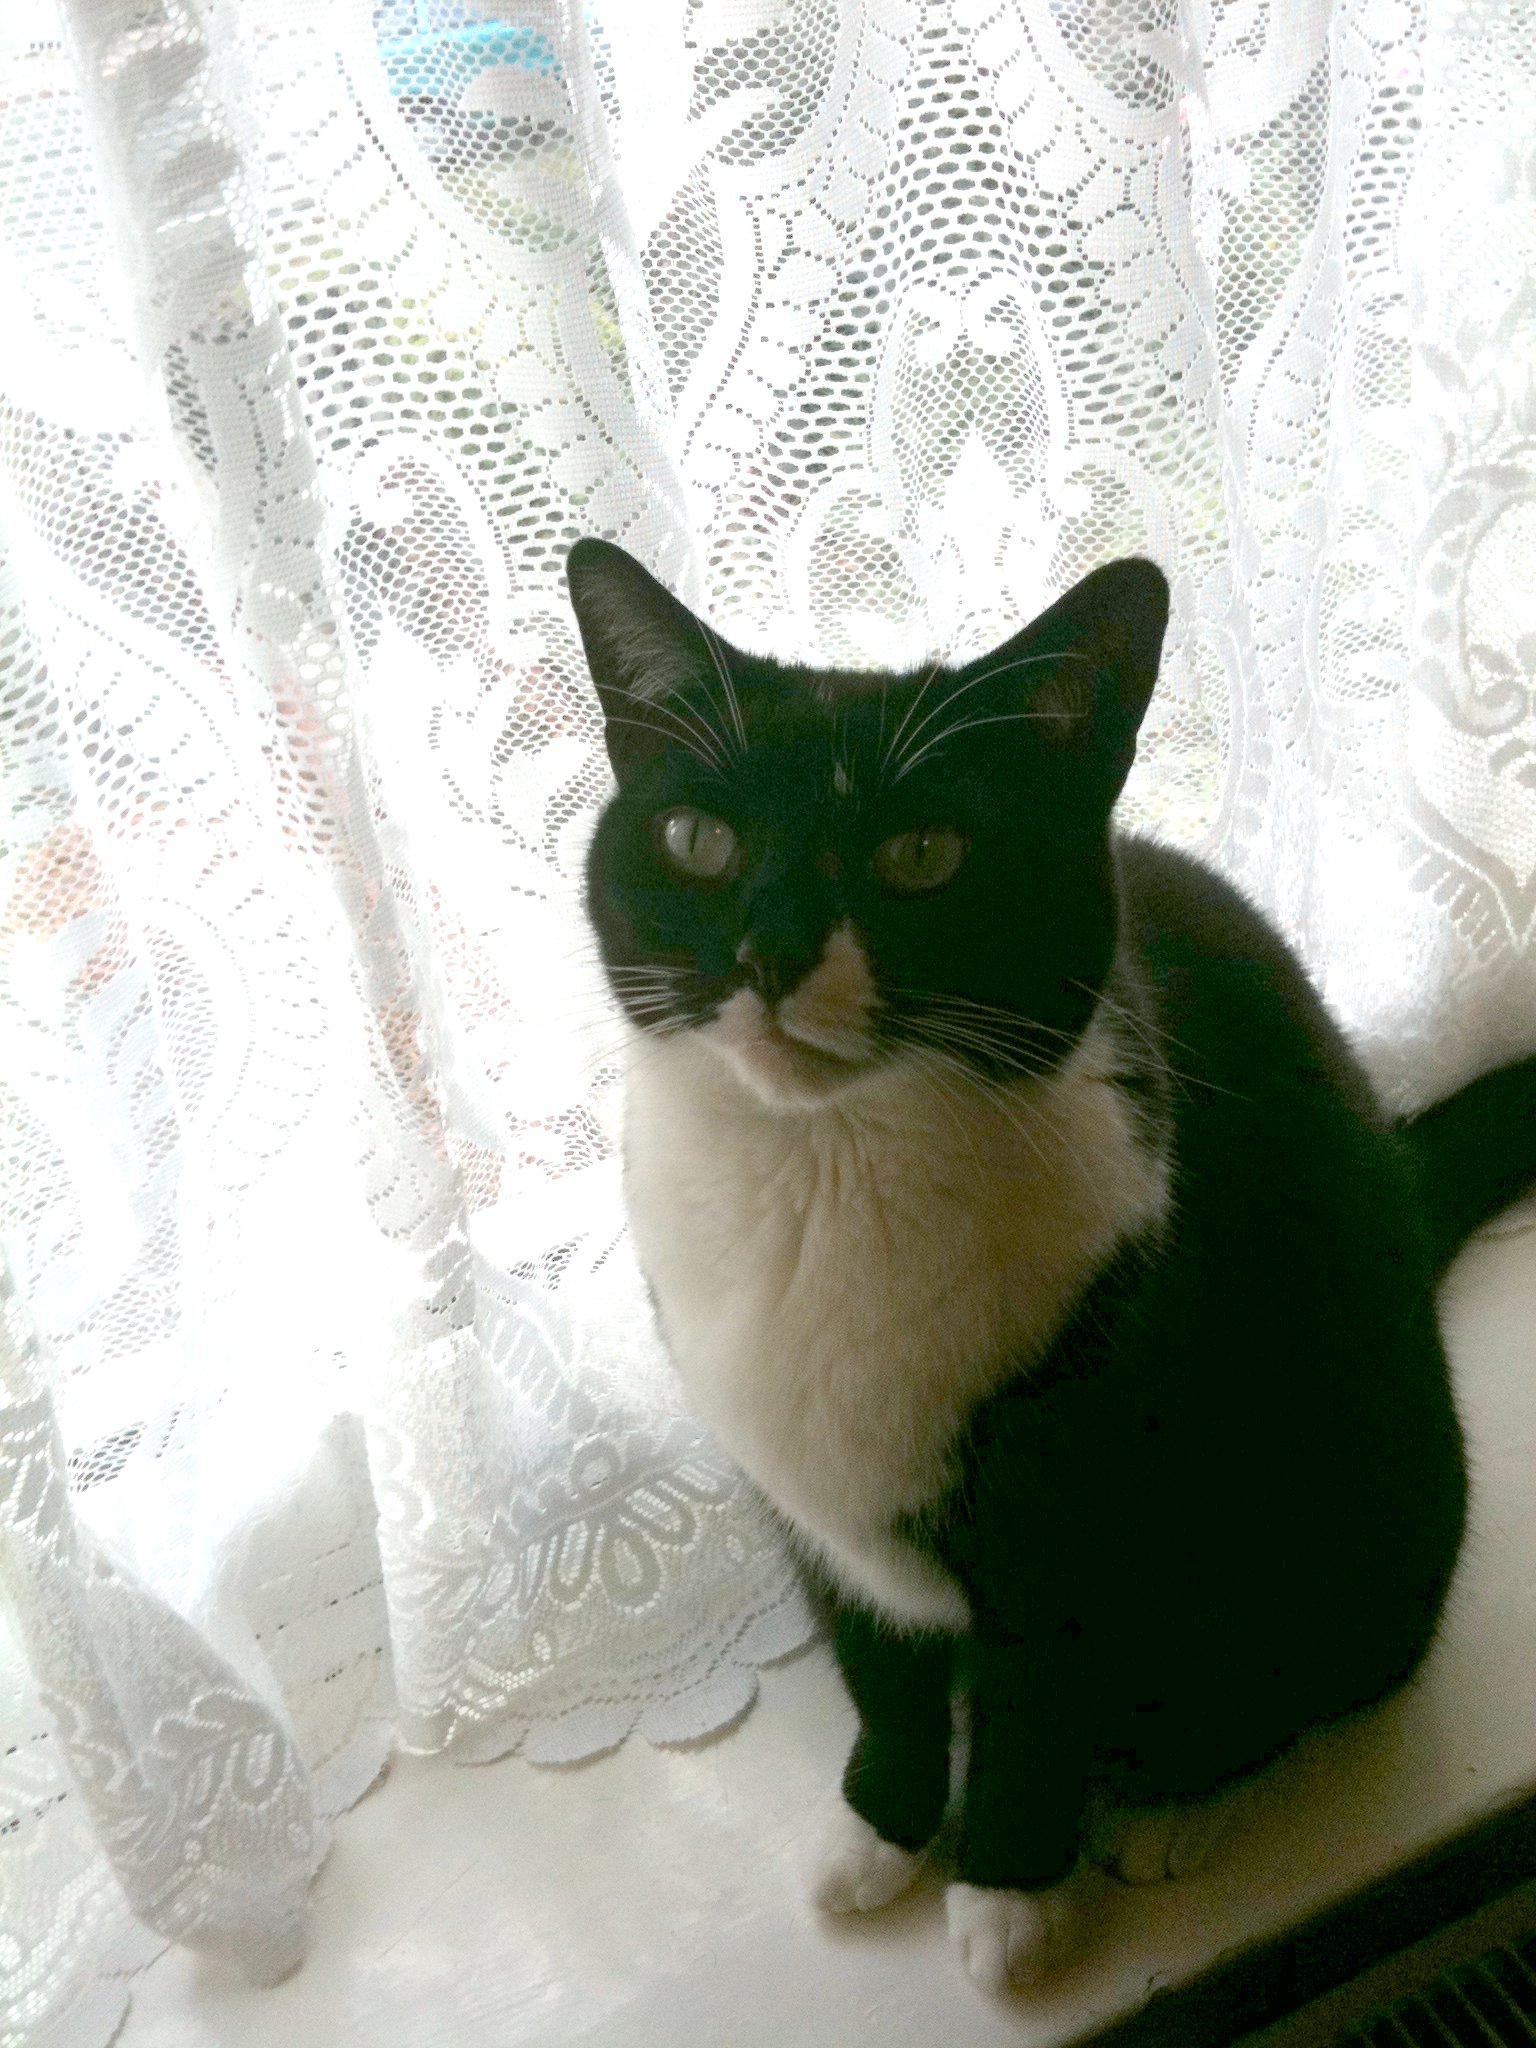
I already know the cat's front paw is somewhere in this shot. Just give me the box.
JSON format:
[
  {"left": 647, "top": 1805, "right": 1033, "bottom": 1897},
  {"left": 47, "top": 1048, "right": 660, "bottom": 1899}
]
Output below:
[
  {"left": 945, "top": 1880, "right": 1078, "bottom": 1993},
  {"left": 809, "top": 1806, "right": 923, "bottom": 1914}
]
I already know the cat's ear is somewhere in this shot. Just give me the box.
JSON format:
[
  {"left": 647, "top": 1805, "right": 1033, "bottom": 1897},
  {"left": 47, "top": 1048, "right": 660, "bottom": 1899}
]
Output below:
[
  {"left": 566, "top": 539, "right": 733, "bottom": 783},
  {"left": 964, "top": 557, "right": 1169, "bottom": 800}
]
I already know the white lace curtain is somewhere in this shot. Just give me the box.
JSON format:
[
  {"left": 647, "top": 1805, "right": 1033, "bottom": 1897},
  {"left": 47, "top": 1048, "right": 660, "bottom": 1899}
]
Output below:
[{"left": 2, "top": 0, "right": 1532, "bottom": 2040}]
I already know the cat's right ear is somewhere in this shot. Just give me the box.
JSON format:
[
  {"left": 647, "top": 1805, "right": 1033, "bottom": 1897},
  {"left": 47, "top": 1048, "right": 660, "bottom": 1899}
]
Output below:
[
  {"left": 566, "top": 539, "right": 725, "bottom": 783},
  {"left": 958, "top": 557, "right": 1170, "bottom": 804}
]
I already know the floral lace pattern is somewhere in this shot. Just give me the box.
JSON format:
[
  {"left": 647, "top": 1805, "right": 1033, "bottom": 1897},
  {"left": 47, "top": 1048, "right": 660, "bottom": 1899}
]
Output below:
[{"left": 1, "top": 0, "right": 1532, "bottom": 2040}]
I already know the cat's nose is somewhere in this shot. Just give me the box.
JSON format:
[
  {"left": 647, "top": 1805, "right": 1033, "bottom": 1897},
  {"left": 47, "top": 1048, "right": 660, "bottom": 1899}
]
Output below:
[
  {"left": 736, "top": 935, "right": 819, "bottom": 1006},
  {"left": 735, "top": 936, "right": 776, "bottom": 999}
]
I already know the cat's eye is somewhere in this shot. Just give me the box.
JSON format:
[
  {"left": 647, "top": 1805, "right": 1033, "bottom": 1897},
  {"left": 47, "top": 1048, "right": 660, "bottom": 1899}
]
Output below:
[
  {"left": 872, "top": 826, "right": 968, "bottom": 894},
  {"left": 658, "top": 806, "right": 740, "bottom": 880}
]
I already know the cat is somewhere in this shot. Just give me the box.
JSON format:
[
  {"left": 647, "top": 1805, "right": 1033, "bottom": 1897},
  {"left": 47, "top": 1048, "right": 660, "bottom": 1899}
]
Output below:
[{"left": 566, "top": 536, "right": 1536, "bottom": 1994}]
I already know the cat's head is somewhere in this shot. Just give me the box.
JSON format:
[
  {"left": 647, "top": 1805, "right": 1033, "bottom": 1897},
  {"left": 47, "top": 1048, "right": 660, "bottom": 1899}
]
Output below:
[{"left": 569, "top": 540, "right": 1168, "bottom": 1112}]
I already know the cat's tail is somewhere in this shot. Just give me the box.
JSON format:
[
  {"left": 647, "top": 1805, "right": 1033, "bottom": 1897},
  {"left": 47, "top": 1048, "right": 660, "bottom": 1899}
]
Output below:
[{"left": 1397, "top": 1054, "right": 1536, "bottom": 1279}]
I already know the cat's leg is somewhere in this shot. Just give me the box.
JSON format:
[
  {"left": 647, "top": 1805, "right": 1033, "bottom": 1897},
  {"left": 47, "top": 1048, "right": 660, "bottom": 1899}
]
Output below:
[
  {"left": 948, "top": 1636, "right": 1090, "bottom": 1991},
  {"left": 811, "top": 1603, "right": 952, "bottom": 1915}
]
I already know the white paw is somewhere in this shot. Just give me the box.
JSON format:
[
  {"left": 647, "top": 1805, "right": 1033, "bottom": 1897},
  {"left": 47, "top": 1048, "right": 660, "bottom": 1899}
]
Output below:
[
  {"left": 945, "top": 1880, "right": 1078, "bottom": 1993},
  {"left": 809, "top": 1806, "right": 923, "bottom": 1914},
  {"left": 1097, "top": 1793, "right": 1242, "bottom": 1886}
]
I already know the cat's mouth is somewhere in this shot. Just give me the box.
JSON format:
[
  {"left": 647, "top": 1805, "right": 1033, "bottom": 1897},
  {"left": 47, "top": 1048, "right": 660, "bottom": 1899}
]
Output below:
[{"left": 704, "top": 988, "right": 877, "bottom": 1106}]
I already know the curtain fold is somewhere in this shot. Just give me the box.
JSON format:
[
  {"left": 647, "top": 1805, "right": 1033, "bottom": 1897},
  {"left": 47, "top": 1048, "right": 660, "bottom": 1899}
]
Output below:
[{"left": 1, "top": 0, "right": 1532, "bottom": 2040}]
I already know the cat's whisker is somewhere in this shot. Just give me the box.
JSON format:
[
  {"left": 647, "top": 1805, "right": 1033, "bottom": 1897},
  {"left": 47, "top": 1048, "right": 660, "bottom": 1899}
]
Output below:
[
  {"left": 605, "top": 993, "right": 695, "bottom": 1018},
  {"left": 883, "top": 649, "right": 1099, "bottom": 783},
  {"left": 608, "top": 988, "right": 695, "bottom": 1017},
  {"left": 680, "top": 677, "right": 739, "bottom": 771},
  {"left": 899, "top": 1021, "right": 1076, "bottom": 1122},
  {"left": 883, "top": 983, "right": 1032, "bottom": 1020},
  {"left": 1067, "top": 977, "right": 1172, "bottom": 1050},
  {"left": 897, "top": 999, "right": 1220, "bottom": 1163},
  {"left": 1007, "top": 1087, "right": 1125, "bottom": 1234},
  {"left": 906, "top": 1018, "right": 1044, "bottom": 1074},
  {"left": 698, "top": 620, "right": 748, "bottom": 760},
  {"left": 531, "top": 980, "right": 695, "bottom": 1033},
  {"left": 915, "top": 1015, "right": 1139, "bottom": 1228},
  {"left": 891, "top": 998, "right": 1058, "bottom": 1074},
  {"left": 886, "top": 985, "right": 1197, "bottom": 1114},
  {"left": 878, "top": 656, "right": 946, "bottom": 779},
  {"left": 553, "top": 937, "right": 669, "bottom": 990},
  {"left": 892, "top": 708, "right": 1073, "bottom": 782},
  {"left": 885, "top": 983, "right": 1059, "bottom": 1020},
  {"left": 626, "top": 983, "right": 701, "bottom": 1010},
  {"left": 892, "top": 990, "right": 1070, "bottom": 1036},
  {"left": 922, "top": 1048, "right": 1123, "bottom": 1232},
  {"left": 601, "top": 709, "right": 725, "bottom": 777},
  {"left": 610, "top": 680, "right": 735, "bottom": 769},
  {"left": 904, "top": 986, "right": 1231, "bottom": 1124},
  {"left": 551, "top": 964, "right": 689, "bottom": 994},
  {"left": 569, "top": 1031, "right": 692, "bottom": 1091},
  {"left": 901, "top": 1044, "right": 1063, "bottom": 1187},
  {"left": 1070, "top": 978, "right": 1248, "bottom": 1102},
  {"left": 580, "top": 1006, "right": 695, "bottom": 1049},
  {"left": 901, "top": 1007, "right": 1036, "bottom": 1073},
  {"left": 599, "top": 992, "right": 686, "bottom": 1013},
  {"left": 899, "top": 1047, "right": 989, "bottom": 1177}
]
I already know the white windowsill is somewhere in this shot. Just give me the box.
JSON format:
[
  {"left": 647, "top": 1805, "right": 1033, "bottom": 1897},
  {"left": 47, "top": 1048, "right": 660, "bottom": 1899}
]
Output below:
[{"left": 116, "top": 1219, "right": 1536, "bottom": 2048}]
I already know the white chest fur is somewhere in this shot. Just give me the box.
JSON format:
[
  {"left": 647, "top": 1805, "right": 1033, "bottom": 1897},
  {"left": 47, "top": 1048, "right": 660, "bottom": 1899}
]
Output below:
[{"left": 622, "top": 1026, "right": 1168, "bottom": 1629}]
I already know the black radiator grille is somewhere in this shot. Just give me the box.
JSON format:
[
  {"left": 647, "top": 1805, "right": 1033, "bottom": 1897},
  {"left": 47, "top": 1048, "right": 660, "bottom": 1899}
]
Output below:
[{"left": 1342, "top": 1932, "right": 1536, "bottom": 2045}]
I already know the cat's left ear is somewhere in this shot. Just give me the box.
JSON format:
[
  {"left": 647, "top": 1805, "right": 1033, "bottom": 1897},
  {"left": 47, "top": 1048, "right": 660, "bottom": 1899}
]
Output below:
[
  {"left": 566, "top": 538, "right": 736, "bottom": 783},
  {"left": 966, "top": 557, "right": 1169, "bottom": 801}
]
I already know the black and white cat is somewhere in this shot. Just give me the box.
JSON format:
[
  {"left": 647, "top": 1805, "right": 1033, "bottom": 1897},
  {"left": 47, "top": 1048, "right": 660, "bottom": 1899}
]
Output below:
[{"left": 567, "top": 538, "right": 1536, "bottom": 1994}]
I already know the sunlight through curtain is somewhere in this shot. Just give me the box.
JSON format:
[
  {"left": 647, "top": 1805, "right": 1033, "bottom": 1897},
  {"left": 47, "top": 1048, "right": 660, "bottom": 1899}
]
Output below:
[{"left": 2, "top": 0, "right": 1533, "bottom": 2038}]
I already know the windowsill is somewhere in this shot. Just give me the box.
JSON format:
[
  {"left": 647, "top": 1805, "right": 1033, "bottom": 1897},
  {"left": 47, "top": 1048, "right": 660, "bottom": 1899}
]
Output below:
[{"left": 115, "top": 1217, "right": 1536, "bottom": 2048}]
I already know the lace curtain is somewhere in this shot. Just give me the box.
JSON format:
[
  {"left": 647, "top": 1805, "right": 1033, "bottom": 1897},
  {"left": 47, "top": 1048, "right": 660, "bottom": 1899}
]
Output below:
[{"left": 2, "top": 0, "right": 1532, "bottom": 2040}]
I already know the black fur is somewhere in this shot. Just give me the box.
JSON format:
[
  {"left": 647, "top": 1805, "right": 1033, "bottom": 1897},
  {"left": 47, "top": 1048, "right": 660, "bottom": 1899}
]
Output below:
[
  {"left": 568, "top": 536, "right": 1535, "bottom": 1901},
  {"left": 1401, "top": 1060, "right": 1536, "bottom": 1278}
]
